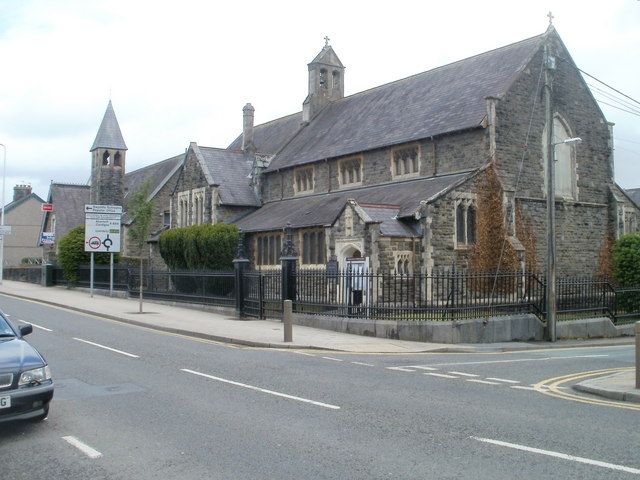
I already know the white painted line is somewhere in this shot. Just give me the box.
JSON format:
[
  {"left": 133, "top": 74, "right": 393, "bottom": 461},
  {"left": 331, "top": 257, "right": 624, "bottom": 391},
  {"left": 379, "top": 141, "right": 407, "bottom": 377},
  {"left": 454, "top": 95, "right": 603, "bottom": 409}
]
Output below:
[
  {"left": 387, "top": 366, "right": 416, "bottom": 372},
  {"left": 448, "top": 371, "right": 479, "bottom": 377},
  {"left": 292, "top": 351, "right": 316, "bottom": 357},
  {"left": 486, "top": 377, "right": 520, "bottom": 384},
  {"left": 62, "top": 436, "right": 103, "bottom": 459},
  {"left": 321, "top": 356, "right": 343, "bottom": 362},
  {"left": 424, "top": 373, "right": 459, "bottom": 379},
  {"left": 466, "top": 379, "right": 501, "bottom": 385},
  {"left": 18, "top": 320, "right": 52, "bottom": 332},
  {"left": 510, "top": 386, "right": 537, "bottom": 391},
  {"left": 408, "top": 366, "right": 439, "bottom": 371},
  {"left": 471, "top": 436, "right": 640, "bottom": 475},
  {"left": 73, "top": 338, "right": 139, "bottom": 358},
  {"left": 425, "top": 354, "right": 609, "bottom": 368},
  {"left": 181, "top": 369, "right": 340, "bottom": 410},
  {"left": 351, "top": 362, "right": 375, "bottom": 367}
]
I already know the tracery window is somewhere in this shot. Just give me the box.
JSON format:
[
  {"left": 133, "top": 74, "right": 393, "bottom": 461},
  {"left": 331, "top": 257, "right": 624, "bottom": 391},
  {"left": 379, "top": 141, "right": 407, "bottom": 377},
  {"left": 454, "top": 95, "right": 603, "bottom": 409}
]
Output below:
[
  {"left": 391, "top": 146, "right": 420, "bottom": 178},
  {"left": 177, "top": 191, "right": 191, "bottom": 227},
  {"left": 543, "top": 115, "right": 578, "bottom": 199},
  {"left": 339, "top": 157, "right": 363, "bottom": 187},
  {"left": 294, "top": 166, "right": 314, "bottom": 194}
]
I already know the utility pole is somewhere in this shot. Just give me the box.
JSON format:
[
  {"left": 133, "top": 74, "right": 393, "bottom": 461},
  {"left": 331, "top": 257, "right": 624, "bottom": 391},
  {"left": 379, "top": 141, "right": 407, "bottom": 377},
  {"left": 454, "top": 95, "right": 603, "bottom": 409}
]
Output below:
[{"left": 544, "top": 44, "right": 557, "bottom": 342}]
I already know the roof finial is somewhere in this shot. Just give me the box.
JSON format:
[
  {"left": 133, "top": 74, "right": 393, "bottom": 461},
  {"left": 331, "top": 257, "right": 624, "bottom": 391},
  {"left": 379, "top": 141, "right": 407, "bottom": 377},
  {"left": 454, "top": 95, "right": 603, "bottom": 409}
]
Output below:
[
  {"left": 324, "top": 35, "right": 330, "bottom": 47},
  {"left": 547, "top": 11, "right": 554, "bottom": 26}
]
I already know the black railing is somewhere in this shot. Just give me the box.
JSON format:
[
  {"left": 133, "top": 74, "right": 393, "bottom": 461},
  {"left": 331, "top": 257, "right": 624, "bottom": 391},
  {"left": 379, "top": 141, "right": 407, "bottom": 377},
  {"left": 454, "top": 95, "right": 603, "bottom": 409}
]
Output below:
[{"left": 9, "top": 264, "right": 640, "bottom": 324}]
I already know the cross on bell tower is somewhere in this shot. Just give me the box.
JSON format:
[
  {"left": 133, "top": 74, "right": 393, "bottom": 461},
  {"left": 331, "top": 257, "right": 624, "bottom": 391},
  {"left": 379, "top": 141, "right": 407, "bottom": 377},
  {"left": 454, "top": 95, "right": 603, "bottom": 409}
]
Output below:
[{"left": 547, "top": 11, "right": 554, "bottom": 25}]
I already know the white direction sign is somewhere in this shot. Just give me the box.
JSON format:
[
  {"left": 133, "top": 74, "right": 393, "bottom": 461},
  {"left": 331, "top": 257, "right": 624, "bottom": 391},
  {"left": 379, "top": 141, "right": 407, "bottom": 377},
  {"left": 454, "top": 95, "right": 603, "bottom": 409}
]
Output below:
[{"left": 84, "top": 204, "right": 122, "bottom": 253}]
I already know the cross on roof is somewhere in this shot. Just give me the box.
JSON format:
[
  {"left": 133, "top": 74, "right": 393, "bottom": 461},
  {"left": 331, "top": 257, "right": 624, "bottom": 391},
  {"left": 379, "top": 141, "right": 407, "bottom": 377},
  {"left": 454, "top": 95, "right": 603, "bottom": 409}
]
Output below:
[
  {"left": 547, "top": 11, "right": 554, "bottom": 25},
  {"left": 324, "top": 35, "right": 330, "bottom": 47}
]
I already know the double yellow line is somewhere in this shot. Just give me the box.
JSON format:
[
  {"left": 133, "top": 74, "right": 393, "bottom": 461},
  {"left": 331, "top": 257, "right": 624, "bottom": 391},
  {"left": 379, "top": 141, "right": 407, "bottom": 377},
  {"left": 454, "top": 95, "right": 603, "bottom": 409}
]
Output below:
[{"left": 534, "top": 367, "right": 640, "bottom": 411}]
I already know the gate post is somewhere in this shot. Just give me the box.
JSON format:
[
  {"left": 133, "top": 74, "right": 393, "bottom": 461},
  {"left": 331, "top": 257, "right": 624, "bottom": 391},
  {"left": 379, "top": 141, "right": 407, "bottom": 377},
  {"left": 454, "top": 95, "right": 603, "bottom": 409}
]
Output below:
[
  {"left": 280, "top": 223, "right": 298, "bottom": 312},
  {"left": 233, "top": 231, "right": 250, "bottom": 318}
]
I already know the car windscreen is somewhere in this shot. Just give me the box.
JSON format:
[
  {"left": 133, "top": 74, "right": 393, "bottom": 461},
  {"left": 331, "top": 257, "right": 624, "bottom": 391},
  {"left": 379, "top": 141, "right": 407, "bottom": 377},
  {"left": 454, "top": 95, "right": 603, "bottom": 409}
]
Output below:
[{"left": 0, "top": 315, "right": 15, "bottom": 336}]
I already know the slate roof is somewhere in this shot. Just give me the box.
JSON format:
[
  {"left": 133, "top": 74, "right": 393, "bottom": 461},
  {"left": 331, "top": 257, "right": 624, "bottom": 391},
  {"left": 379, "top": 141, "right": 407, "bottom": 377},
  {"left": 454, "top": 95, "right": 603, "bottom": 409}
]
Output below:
[
  {"left": 360, "top": 205, "right": 419, "bottom": 237},
  {"left": 39, "top": 183, "right": 90, "bottom": 244},
  {"left": 626, "top": 188, "right": 640, "bottom": 207},
  {"left": 227, "top": 112, "right": 303, "bottom": 155},
  {"left": 227, "top": 32, "right": 546, "bottom": 173},
  {"left": 125, "top": 154, "right": 183, "bottom": 201},
  {"left": 235, "top": 171, "right": 471, "bottom": 232},
  {"left": 90, "top": 100, "right": 128, "bottom": 151},
  {"left": 196, "top": 145, "right": 260, "bottom": 206}
]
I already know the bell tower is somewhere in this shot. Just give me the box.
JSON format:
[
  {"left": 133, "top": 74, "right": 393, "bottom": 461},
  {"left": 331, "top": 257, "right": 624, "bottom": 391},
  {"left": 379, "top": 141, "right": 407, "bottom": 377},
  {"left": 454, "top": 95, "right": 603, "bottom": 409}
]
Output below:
[
  {"left": 90, "top": 100, "right": 127, "bottom": 206},
  {"left": 302, "top": 37, "right": 345, "bottom": 123}
]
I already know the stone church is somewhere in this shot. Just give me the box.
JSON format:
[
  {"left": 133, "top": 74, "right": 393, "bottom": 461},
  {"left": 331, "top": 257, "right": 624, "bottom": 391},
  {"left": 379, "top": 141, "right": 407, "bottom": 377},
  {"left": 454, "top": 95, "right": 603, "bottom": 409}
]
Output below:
[{"left": 42, "top": 26, "right": 640, "bottom": 276}]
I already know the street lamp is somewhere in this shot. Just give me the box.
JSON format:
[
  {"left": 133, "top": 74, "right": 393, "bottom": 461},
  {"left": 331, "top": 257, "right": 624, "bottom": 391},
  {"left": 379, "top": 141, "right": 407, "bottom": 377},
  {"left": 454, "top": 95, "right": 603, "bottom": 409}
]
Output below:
[
  {"left": 0, "top": 143, "right": 5, "bottom": 286},
  {"left": 546, "top": 136, "right": 582, "bottom": 342}
]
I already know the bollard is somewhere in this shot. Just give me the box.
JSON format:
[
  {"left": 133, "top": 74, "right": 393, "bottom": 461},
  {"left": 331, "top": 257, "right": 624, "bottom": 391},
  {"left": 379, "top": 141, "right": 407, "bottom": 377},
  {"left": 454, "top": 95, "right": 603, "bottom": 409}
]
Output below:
[
  {"left": 636, "top": 321, "right": 640, "bottom": 389},
  {"left": 283, "top": 299, "right": 293, "bottom": 343}
]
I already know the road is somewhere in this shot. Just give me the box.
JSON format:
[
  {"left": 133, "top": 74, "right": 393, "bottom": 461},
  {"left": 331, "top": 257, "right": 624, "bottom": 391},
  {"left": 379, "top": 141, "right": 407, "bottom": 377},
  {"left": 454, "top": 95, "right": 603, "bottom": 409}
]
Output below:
[{"left": 1, "top": 295, "right": 638, "bottom": 479}]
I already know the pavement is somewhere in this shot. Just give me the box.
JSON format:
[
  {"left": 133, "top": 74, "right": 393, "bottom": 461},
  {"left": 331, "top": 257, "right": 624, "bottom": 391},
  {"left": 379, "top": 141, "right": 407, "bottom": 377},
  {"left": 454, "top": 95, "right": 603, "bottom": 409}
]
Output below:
[{"left": 0, "top": 280, "right": 637, "bottom": 403}]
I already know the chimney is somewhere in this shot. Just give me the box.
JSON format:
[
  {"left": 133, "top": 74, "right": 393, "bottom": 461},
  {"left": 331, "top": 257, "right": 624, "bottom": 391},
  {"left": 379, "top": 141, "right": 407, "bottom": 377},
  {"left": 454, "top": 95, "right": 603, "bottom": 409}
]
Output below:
[
  {"left": 13, "top": 184, "right": 32, "bottom": 202},
  {"left": 242, "top": 103, "right": 255, "bottom": 153}
]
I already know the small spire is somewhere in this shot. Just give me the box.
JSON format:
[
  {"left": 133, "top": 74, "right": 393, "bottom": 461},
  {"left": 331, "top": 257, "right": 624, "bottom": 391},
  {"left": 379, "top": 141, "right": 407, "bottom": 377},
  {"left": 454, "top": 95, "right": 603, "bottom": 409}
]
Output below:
[
  {"left": 547, "top": 11, "right": 554, "bottom": 26},
  {"left": 324, "top": 35, "right": 330, "bottom": 47}
]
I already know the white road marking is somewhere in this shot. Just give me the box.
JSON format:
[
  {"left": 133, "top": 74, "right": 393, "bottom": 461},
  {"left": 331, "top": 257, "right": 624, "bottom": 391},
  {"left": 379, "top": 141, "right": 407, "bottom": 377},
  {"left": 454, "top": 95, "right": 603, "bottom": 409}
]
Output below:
[
  {"left": 387, "top": 366, "right": 416, "bottom": 372},
  {"left": 408, "top": 366, "right": 438, "bottom": 371},
  {"left": 351, "top": 362, "right": 375, "bottom": 367},
  {"left": 466, "top": 379, "right": 501, "bottom": 385},
  {"left": 486, "top": 377, "right": 520, "bottom": 384},
  {"left": 510, "top": 386, "right": 537, "bottom": 391},
  {"left": 448, "top": 371, "right": 479, "bottom": 377},
  {"left": 321, "top": 356, "right": 343, "bottom": 362},
  {"left": 424, "top": 373, "right": 459, "bottom": 379},
  {"left": 424, "top": 354, "right": 608, "bottom": 367},
  {"left": 62, "top": 436, "right": 103, "bottom": 459},
  {"left": 471, "top": 436, "right": 640, "bottom": 475},
  {"left": 181, "top": 369, "right": 340, "bottom": 410},
  {"left": 73, "top": 338, "right": 139, "bottom": 358},
  {"left": 18, "top": 319, "right": 52, "bottom": 332},
  {"left": 292, "top": 351, "right": 316, "bottom": 357}
]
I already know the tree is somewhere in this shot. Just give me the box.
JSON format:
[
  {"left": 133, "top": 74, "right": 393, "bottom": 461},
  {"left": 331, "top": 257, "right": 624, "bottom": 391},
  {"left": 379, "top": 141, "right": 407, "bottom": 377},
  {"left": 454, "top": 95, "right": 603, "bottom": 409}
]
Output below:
[
  {"left": 127, "top": 181, "right": 155, "bottom": 313},
  {"left": 58, "top": 226, "right": 114, "bottom": 285}
]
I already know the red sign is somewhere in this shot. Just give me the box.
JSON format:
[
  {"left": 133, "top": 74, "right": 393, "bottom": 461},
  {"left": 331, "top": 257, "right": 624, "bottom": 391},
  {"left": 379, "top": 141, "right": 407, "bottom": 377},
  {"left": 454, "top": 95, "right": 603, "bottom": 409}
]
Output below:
[{"left": 41, "top": 203, "right": 53, "bottom": 212}]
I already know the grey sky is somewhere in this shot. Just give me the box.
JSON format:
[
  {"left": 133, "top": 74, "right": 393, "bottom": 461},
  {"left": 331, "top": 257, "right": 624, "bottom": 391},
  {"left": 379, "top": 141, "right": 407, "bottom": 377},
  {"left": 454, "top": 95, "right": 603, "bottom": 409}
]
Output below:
[{"left": 0, "top": 0, "right": 638, "bottom": 202}]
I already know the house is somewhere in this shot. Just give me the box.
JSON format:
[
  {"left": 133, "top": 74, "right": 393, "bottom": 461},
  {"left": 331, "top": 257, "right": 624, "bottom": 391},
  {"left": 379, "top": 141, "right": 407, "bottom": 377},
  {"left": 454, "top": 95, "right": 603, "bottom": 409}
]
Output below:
[{"left": 0, "top": 185, "right": 45, "bottom": 265}]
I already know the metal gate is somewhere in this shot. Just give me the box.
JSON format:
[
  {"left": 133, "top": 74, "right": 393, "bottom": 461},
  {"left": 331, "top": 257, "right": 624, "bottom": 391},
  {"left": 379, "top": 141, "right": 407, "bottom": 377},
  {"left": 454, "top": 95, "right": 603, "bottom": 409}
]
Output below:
[{"left": 242, "top": 270, "right": 282, "bottom": 319}]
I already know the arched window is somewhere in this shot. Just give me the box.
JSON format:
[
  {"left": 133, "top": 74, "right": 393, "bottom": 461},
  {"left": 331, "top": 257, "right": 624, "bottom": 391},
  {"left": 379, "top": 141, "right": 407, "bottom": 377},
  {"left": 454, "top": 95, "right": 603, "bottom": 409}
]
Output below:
[
  {"left": 114, "top": 152, "right": 121, "bottom": 167},
  {"left": 332, "top": 71, "right": 340, "bottom": 89},
  {"left": 319, "top": 69, "right": 327, "bottom": 89},
  {"left": 543, "top": 115, "right": 577, "bottom": 199},
  {"left": 102, "top": 151, "right": 111, "bottom": 166}
]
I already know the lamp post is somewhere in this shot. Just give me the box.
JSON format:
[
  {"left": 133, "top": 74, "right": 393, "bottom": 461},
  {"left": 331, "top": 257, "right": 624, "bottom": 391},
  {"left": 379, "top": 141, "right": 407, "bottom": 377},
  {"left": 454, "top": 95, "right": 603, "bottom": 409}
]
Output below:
[
  {"left": 0, "top": 143, "right": 5, "bottom": 286},
  {"left": 546, "top": 136, "right": 582, "bottom": 342}
]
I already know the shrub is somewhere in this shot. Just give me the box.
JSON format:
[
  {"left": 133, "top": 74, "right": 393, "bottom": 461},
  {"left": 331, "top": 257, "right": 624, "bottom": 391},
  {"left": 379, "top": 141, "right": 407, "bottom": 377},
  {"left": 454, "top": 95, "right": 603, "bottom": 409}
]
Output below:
[
  {"left": 612, "top": 232, "right": 640, "bottom": 312},
  {"left": 58, "top": 226, "right": 116, "bottom": 284},
  {"left": 159, "top": 224, "right": 238, "bottom": 271}
]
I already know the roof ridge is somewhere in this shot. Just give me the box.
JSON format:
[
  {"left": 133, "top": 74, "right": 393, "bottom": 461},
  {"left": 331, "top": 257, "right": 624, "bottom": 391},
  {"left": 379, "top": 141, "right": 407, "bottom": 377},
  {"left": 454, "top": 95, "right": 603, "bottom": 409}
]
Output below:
[{"left": 125, "top": 154, "right": 183, "bottom": 175}]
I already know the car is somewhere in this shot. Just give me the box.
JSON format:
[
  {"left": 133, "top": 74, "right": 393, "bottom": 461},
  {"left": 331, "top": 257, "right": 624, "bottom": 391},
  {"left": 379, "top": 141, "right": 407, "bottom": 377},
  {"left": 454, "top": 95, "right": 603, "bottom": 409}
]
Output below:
[{"left": 0, "top": 312, "right": 54, "bottom": 422}]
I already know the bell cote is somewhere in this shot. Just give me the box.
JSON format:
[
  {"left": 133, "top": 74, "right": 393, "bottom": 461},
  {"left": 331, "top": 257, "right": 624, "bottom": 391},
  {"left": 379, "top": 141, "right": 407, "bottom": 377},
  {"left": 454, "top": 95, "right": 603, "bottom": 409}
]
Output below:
[{"left": 303, "top": 38, "right": 345, "bottom": 123}]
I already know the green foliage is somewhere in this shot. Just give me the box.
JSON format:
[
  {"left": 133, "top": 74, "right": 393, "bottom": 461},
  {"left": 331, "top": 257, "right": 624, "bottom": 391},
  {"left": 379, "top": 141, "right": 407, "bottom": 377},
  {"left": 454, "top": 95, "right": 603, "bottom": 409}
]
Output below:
[
  {"left": 58, "top": 226, "right": 116, "bottom": 284},
  {"left": 127, "top": 181, "right": 155, "bottom": 256},
  {"left": 613, "top": 233, "right": 640, "bottom": 285},
  {"left": 612, "top": 232, "right": 640, "bottom": 312},
  {"left": 159, "top": 223, "right": 238, "bottom": 271}
]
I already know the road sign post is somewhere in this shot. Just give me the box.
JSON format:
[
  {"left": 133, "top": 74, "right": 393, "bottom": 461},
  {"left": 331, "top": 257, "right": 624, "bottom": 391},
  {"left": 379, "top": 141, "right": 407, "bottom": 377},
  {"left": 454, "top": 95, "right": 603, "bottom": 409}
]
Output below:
[{"left": 85, "top": 205, "right": 122, "bottom": 296}]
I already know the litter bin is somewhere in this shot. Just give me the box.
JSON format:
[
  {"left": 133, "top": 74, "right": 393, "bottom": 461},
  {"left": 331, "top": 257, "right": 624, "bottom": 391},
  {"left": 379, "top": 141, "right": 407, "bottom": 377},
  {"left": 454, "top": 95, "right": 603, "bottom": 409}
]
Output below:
[{"left": 42, "top": 263, "right": 53, "bottom": 287}]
